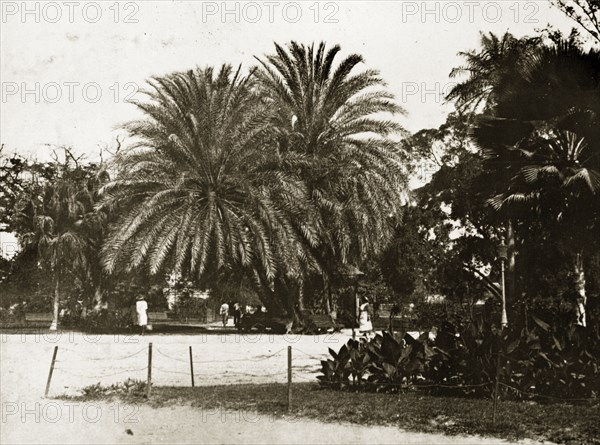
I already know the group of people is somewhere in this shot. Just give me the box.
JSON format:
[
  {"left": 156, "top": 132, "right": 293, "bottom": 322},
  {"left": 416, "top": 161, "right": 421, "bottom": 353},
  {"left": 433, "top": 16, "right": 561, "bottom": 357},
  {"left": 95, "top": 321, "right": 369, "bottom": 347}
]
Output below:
[
  {"left": 219, "top": 297, "right": 376, "bottom": 339},
  {"left": 219, "top": 302, "right": 247, "bottom": 327},
  {"left": 132, "top": 294, "right": 375, "bottom": 337}
]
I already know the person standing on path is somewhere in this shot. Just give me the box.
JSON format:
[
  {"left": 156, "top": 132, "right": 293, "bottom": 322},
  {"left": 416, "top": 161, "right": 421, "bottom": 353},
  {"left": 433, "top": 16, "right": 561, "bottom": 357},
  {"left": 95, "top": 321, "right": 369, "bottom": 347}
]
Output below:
[
  {"left": 136, "top": 296, "right": 148, "bottom": 335},
  {"left": 358, "top": 296, "right": 374, "bottom": 339},
  {"left": 232, "top": 302, "right": 242, "bottom": 327},
  {"left": 219, "top": 302, "right": 229, "bottom": 327}
]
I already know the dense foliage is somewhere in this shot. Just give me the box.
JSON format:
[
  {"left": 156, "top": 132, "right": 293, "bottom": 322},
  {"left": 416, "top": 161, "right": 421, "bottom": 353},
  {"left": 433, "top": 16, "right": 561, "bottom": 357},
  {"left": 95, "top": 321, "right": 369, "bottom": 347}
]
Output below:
[
  {"left": 318, "top": 312, "right": 600, "bottom": 401},
  {"left": 382, "top": 31, "right": 600, "bottom": 332}
]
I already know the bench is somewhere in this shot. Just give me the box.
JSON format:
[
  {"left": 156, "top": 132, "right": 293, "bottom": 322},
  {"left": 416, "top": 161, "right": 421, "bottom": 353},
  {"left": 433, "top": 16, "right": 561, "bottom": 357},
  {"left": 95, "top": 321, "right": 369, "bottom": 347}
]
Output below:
[
  {"left": 373, "top": 314, "right": 408, "bottom": 332},
  {"left": 303, "top": 312, "right": 344, "bottom": 334},
  {"left": 238, "top": 313, "right": 291, "bottom": 334},
  {"left": 372, "top": 304, "right": 409, "bottom": 332},
  {"left": 148, "top": 312, "right": 170, "bottom": 323},
  {"left": 24, "top": 313, "right": 53, "bottom": 323}
]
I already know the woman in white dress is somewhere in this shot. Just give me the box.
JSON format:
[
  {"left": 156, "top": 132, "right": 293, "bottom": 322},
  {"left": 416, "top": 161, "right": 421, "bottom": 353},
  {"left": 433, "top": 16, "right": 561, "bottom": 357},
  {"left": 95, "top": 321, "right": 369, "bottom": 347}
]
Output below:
[
  {"left": 136, "top": 296, "right": 148, "bottom": 335},
  {"left": 358, "top": 297, "right": 373, "bottom": 339}
]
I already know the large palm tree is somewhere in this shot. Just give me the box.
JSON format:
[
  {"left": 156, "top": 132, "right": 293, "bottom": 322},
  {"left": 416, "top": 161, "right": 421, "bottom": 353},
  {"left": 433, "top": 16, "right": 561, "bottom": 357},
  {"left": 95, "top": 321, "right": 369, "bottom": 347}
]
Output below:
[
  {"left": 254, "top": 42, "right": 409, "bottom": 311},
  {"left": 473, "top": 41, "right": 600, "bottom": 326},
  {"left": 101, "top": 65, "right": 318, "bottom": 308}
]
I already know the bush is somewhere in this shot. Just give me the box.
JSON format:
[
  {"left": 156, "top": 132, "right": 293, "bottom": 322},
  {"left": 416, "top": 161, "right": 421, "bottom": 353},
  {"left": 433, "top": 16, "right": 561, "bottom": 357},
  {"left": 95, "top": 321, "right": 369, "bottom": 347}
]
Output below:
[
  {"left": 317, "top": 315, "right": 600, "bottom": 401},
  {"left": 82, "top": 308, "right": 132, "bottom": 332},
  {"left": 80, "top": 379, "right": 147, "bottom": 399},
  {"left": 500, "top": 315, "right": 600, "bottom": 400},
  {"left": 172, "top": 291, "right": 207, "bottom": 322}
]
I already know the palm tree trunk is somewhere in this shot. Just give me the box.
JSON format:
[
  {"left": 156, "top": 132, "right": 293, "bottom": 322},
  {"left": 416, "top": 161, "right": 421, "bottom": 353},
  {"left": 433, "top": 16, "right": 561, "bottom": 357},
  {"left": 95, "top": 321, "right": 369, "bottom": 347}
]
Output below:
[
  {"left": 322, "top": 275, "right": 329, "bottom": 313},
  {"left": 574, "top": 252, "right": 586, "bottom": 327},
  {"left": 288, "top": 281, "right": 304, "bottom": 329},
  {"left": 507, "top": 221, "right": 516, "bottom": 306},
  {"left": 50, "top": 275, "right": 60, "bottom": 331},
  {"left": 297, "top": 281, "right": 305, "bottom": 312}
]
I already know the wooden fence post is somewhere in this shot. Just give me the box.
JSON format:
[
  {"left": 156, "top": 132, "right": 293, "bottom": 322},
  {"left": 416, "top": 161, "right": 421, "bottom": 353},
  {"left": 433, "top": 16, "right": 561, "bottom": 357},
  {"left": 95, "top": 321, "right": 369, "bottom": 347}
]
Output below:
[
  {"left": 146, "top": 343, "right": 153, "bottom": 398},
  {"left": 287, "top": 346, "right": 292, "bottom": 412},
  {"left": 44, "top": 346, "right": 58, "bottom": 398},
  {"left": 189, "top": 346, "right": 195, "bottom": 387}
]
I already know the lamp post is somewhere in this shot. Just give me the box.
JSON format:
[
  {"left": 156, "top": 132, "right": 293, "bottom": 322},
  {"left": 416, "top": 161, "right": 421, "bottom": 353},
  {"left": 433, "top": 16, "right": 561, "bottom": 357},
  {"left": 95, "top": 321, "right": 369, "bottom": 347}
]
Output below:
[
  {"left": 498, "top": 239, "right": 508, "bottom": 329},
  {"left": 353, "top": 283, "right": 358, "bottom": 340},
  {"left": 493, "top": 238, "right": 509, "bottom": 426}
]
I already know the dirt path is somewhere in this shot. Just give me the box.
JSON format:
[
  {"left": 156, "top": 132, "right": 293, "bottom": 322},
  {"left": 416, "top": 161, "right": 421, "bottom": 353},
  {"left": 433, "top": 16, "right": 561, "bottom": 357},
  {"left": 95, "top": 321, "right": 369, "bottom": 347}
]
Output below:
[{"left": 1, "top": 400, "right": 544, "bottom": 445}]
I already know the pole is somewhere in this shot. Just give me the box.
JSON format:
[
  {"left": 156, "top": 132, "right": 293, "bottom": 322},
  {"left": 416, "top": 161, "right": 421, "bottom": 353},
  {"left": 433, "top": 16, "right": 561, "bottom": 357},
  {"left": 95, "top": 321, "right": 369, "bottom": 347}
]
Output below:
[
  {"left": 189, "top": 346, "right": 195, "bottom": 387},
  {"left": 494, "top": 270, "right": 507, "bottom": 428},
  {"left": 146, "top": 342, "right": 152, "bottom": 398},
  {"left": 501, "top": 260, "right": 508, "bottom": 328},
  {"left": 492, "top": 347, "right": 500, "bottom": 427},
  {"left": 352, "top": 284, "right": 358, "bottom": 340},
  {"left": 287, "top": 346, "right": 292, "bottom": 412},
  {"left": 44, "top": 346, "right": 58, "bottom": 398},
  {"left": 495, "top": 239, "right": 508, "bottom": 426},
  {"left": 492, "top": 352, "right": 500, "bottom": 426}
]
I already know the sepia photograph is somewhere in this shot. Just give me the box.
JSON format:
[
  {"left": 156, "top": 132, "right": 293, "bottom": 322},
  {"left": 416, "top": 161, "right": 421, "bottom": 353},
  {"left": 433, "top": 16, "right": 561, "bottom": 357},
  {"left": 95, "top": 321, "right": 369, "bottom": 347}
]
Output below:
[{"left": 1, "top": 1, "right": 599, "bottom": 444}]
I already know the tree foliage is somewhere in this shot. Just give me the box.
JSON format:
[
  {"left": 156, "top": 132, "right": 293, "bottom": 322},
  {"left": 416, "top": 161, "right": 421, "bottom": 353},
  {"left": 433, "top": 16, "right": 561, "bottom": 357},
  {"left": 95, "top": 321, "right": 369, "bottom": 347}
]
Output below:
[
  {"left": 101, "top": 65, "right": 319, "bottom": 303},
  {"left": 255, "top": 41, "right": 409, "bottom": 274},
  {"left": 7, "top": 149, "right": 109, "bottom": 328},
  {"left": 550, "top": 0, "right": 600, "bottom": 45},
  {"left": 447, "top": 32, "right": 541, "bottom": 113},
  {"left": 471, "top": 39, "right": 600, "bottom": 324}
]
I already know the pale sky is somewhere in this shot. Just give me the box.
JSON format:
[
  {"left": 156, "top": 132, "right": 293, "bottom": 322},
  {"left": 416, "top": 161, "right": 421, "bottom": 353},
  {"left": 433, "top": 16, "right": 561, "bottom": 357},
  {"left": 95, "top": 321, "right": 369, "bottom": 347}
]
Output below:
[{"left": 1, "top": 0, "right": 574, "bottom": 161}]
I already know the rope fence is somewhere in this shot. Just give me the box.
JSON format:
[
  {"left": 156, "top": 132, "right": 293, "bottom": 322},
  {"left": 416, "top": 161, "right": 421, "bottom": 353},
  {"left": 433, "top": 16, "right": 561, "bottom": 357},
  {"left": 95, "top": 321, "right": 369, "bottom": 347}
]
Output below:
[
  {"left": 44, "top": 343, "right": 304, "bottom": 409},
  {"left": 44, "top": 344, "right": 598, "bottom": 421},
  {"left": 497, "top": 381, "right": 597, "bottom": 403},
  {"left": 56, "top": 367, "right": 148, "bottom": 379},
  {"left": 56, "top": 346, "right": 147, "bottom": 362},
  {"left": 293, "top": 348, "right": 330, "bottom": 361}
]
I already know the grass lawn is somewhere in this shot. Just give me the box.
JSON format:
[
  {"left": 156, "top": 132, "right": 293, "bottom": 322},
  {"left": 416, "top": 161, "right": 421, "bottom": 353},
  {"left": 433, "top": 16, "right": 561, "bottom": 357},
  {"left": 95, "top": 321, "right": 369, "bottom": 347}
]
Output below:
[{"left": 63, "top": 382, "right": 599, "bottom": 444}]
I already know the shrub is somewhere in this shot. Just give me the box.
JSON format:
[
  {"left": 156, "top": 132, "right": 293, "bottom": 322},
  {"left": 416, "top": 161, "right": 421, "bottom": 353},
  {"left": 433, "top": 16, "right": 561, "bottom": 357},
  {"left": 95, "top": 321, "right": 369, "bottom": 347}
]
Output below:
[
  {"left": 317, "top": 315, "right": 600, "bottom": 401},
  {"left": 80, "top": 379, "right": 147, "bottom": 399},
  {"left": 172, "top": 291, "right": 207, "bottom": 322},
  {"left": 82, "top": 308, "right": 132, "bottom": 332}
]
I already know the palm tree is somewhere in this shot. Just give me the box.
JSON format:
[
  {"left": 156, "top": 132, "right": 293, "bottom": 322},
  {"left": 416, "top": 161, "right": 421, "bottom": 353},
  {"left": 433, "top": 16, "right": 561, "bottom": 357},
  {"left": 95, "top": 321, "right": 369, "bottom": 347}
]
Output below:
[
  {"left": 254, "top": 42, "right": 409, "bottom": 312},
  {"left": 447, "top": 32, "right": 540, "bottom": 113},
  {"left": 446, "top": 32, "right": 545, "bottom": 312},
  {"left": 18, "top": 158, "right": 97, "bottom": 330},
  {"left": 472, "top": 41, "right": 600, "bottom": 326},
  {"left": 101, "top": 65, "right": 317, "bottom": 308}
]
